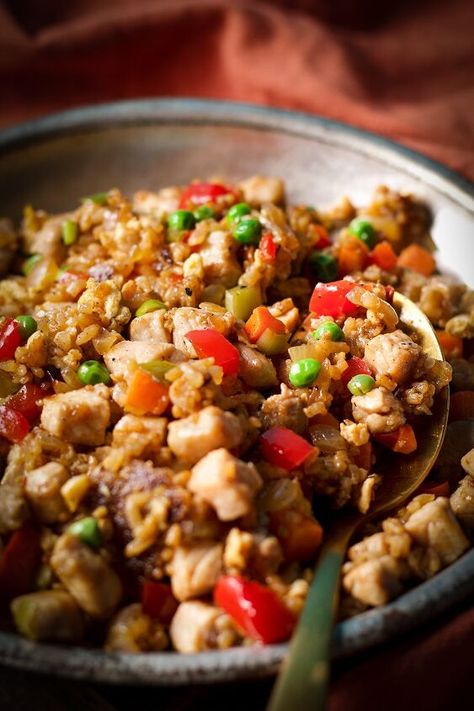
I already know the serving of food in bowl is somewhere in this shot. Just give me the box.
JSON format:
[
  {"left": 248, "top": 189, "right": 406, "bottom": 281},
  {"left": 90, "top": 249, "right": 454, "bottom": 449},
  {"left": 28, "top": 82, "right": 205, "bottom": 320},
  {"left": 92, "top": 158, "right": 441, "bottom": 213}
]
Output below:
[{"left": 0, "top": 100, "right": 473, "bottom": 683}]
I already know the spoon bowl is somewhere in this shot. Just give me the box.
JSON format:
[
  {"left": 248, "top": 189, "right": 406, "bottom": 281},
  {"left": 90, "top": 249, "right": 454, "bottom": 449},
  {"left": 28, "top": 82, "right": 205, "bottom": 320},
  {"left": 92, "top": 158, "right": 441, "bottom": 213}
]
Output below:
[{"left": 268, "top": 291, "right": 450, "bottom": 711}]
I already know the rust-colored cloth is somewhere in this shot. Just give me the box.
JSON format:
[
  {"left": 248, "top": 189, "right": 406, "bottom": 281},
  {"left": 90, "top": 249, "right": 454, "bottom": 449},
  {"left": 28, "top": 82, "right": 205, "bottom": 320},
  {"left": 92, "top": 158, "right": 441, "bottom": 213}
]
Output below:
[
  {"left": 0, "top": 2, "right": 474, "bottom": 710},
  {"left": 1, "top": 0, "right": 474, "bottom": 178}
]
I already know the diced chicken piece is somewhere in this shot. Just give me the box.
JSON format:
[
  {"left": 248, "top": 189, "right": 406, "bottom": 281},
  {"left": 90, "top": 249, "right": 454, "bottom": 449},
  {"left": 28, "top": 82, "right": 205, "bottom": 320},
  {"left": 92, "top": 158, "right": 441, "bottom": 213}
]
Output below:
[
  {"left": 340, "top": 420, "right": 370, "bottom": 447},
  {"left": 237, "top": 344, "right": 278, "bottom": 388},
  {"left": 260, "top": 387, "right": 307, "bottom": 434},
  {"left": 105, "top": 603, "right": 167, "bottom": 652},
  {"left": 223, "top": 527, "right": 283, "bottom": 577},
  {"left": 167, "top": 405, "right": 243, "bottom": 465},
  {"left": 342, "top": 555, "right": 407, "bottom": 606},
  {"left": 51, "top": 533, "right": 122, "bottom": 618},
  {"left": 11, "top": 590, "right": 84, "bottom": 643},
  {"left": 0, "top": 445, "right": 29, "bottom": 534},
  {"left": 238, "top": 175, "right": 285, "bottom": 206},
  {"left": 461, "top": 448, "right": 474, "bottom": 476},
  {"left": 363, "top": 330, "right": 422, "bottom": 385},
  {"left": 404, "top": 498, "right": 469, "bottom": 565},
  {"left": 24, "top": 461, "right": 69, "bottom": 523},
  {"left": 23, "top": 214, "right": 67, "bottom": 262},
  {"left": 189, "top": 448, "right": 262, "bottom": 521},
  {"left": 104, "top": 340, "right": 185, "bottom": 380},
  {"left": 132, "top": 187, "right": 181, "bottom": 218},
  {"left": 199, "top": 230, "right": 241, "bottom": 287},
  {"left": 171, "top": 306, "right": 234, "bottom": 356},
  {"left": 112, "top": 415, "right": 167, "bottom": 459},
  {"left": 40, "top": 385, "right": 110, "bottom": 446},
  {"left": 129, "top": 309, "right": 171, "bottom": 343},
  {"left": 171, "top": 543, "right": 223, "bottom": 601},
  {"left": 450, "top": 474, "right": 474, "bottom": 531},
  {"left": 352, "top": 387, "right": 406, "bottom": 434},
  {"left": 268, "top": 298, "right": 300, "bottom": 333},
  {"left": 170, "top": 601, "right": 220, "bottom": 653}
]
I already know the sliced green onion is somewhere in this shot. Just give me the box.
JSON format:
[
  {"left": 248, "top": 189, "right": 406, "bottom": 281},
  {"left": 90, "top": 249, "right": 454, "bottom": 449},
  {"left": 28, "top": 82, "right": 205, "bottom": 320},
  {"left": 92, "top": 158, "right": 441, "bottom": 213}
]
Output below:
[
  {"left": 68, "top": 517, "right": 102, "bottom": 549},
  {"left": 22, "top": 254, "right": 42, "bottom": 276},
  {"left": 135, "top": 299, "right": 166, "bottom": 317},
  {"left": 225, "top": 285, "right": 262, "bottom": 321},
  {"left": 61, "top": 219, "right": 78, "bottom": 246},
  {"left": 139, "top": 360, "right": 175, "bottom": 380},
  {"left": 81, "top": 192, "right": 108, "bottom": 206}
]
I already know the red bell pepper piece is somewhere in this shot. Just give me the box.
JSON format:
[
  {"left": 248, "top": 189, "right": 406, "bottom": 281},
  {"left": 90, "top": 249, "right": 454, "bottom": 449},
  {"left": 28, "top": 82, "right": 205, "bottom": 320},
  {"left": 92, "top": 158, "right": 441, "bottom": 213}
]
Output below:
[
  {"left": 245, "top": 306, "right": 285, "bottom": 343},
  {"left": 141, "top": 580, "right": 179, "bottom": 624},
  {"left": 374, "top": 424, "right": 417, "bottom": 454},
  {"left": 268, "top": 509, "right": 323, "bottom": 562},
  {"left": 7, "top": 383, "right": 44, "bottom": 423},
  {"left": 341, "top": 357, "right": 373, "bottom": 387},
  {"left": 260, "top": 426, "right": 314, "bottom": 471},
  {"left": 0, "top": 524, "right": 42, "bottom": 603},
  {"left": 419, "top": 481, "right": 450, "bottom": 497},
  {"left": 0, "top": 405, "right": 30, "bottom": 443},
  {"left": 0, "top": 318, "right": 21, "bottom": 361},
  {"left": 214, "top": 576, "right": 295, "bottom": 644},
  {"left": 309, "top": 280, "right": 360, "bottom": 318},
  {"left": 309, "top": 224, "right": 331, "bottom": 249},
  {"left": 179, "top": 182, "right": 234, "bottom": 209},
  {"left": 185, "top": 329, "right": 240, "bottom": 376},
  {"left": 260, "top": 233, "right": 278, "bottom": 263}
]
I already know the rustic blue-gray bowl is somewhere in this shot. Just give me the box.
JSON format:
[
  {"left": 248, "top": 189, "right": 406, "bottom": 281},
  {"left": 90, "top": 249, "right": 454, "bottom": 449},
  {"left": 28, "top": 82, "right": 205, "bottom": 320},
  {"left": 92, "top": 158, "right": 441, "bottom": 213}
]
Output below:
[{"left": 0, "top": 98, "right": 473, "bottom": 684}]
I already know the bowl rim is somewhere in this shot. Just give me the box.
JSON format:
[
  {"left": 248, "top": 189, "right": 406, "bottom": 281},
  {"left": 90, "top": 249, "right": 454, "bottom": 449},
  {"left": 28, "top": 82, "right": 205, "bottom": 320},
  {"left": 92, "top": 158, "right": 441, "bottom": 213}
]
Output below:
[
  {"left": 0, "top": 97, "right": 473, "bottom": 204},
  {"left": 0, "top": 97, "right": 473, "bottom": 684}
]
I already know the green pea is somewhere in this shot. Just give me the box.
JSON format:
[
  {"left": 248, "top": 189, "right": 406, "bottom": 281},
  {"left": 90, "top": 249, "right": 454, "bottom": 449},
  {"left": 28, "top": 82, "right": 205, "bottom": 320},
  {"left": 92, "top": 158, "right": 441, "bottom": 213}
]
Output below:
[
  {"left": 16, "top": 315, "right": 38, "bottom": 342},
  {"left": 289, "top": 358, "right": 321, "bottom": 388},
  {"left": 347, "top": 374, "right": 376, "bottom": 396},
  {"left": 77, "top": 360, "right": 111, "bottom": 386},
  {"left": 227, "top": 203, "right": 251, "bottom": 225},
  {"left": 348, "top": 218, "right": 376, "bottom": 249},
  {"left": 22, "top": 254, "right": 42, "bottom": 276},
  {"left": 68, "top": 517, "right": 102, "bottom": 549},
  {"left": 308, "top": 252, "right": 338, "bottom": 283},
  {"left": 194, "top": 205, "right": 216, "bottom": 222},
  {"left": 167, "top": 210, "right": 196, "bottom": 231},
  {"left": 135, "top": 299, "right": 166, "bottom": 318},
  {"left": 62, "top": 219, "right": 78, "bottom": 246},
  {"left": 233, "top": 218, "right": 262, "bottom": 245},
  {"left": 81, "top": 192, "right": 108, "bottom": 206},
  {"left": 312, "top": 322, "right": 344, "bottom": 342}
]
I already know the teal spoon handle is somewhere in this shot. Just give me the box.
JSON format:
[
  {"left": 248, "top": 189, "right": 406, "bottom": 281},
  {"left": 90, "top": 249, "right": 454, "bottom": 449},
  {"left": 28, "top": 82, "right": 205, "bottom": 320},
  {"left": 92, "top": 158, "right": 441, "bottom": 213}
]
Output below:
[{"left": 267, "top": 517, "right": 357, "bottom": 711}]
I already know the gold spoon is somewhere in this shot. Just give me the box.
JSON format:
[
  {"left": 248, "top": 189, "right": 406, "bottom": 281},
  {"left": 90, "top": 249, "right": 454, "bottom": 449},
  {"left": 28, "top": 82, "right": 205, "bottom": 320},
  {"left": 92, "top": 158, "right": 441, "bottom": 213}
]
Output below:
[{"left": 267, "top": 292, "right": 450, "bottom": 711}]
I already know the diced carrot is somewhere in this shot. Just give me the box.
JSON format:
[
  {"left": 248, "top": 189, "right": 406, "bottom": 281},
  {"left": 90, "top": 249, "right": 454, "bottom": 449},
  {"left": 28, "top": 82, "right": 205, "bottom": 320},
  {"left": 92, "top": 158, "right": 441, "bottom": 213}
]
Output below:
[
  {"left": 369, "top": 240, "right": 398, "bottom": 271},
  {"left": 245, "top": 306, "right": 285, "bottom": 343},
  {"left": 352, "top": 441, "right": 373, "bottom": 472},
  {"left": 268, "top": 510, "right": 323, "bottom": 562},
  {"left": 397, "top": 244, "right": 436, "bottom": 277},
  {"left": 449, "top": 391, "right": 474, "bottom": 422},
  {"left": 337, "top": 235, "right": 369, "bottom": 276},
  {"left": 309, "top": 412, "right": 340, "bottom": 429},
  {"left": 436, "top": 330, "right": 464, "bottom": 360},
  {"left": 125, "top": 368, "right": 169, "bottom": 416},
  {"left": 375, "top": 424, "right": 417, "bottom": 454},
  {"left": 420, "top": 481, "right": 450, "bottom": 497}
]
